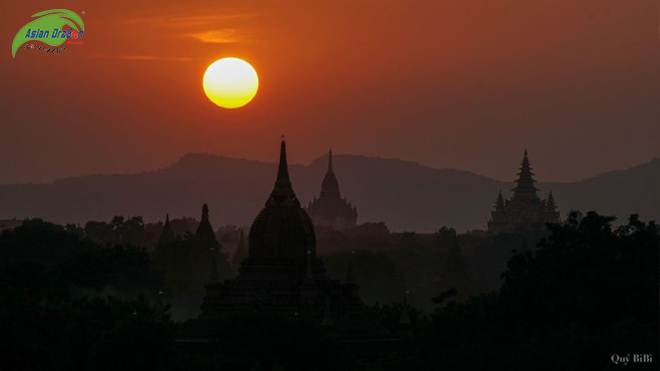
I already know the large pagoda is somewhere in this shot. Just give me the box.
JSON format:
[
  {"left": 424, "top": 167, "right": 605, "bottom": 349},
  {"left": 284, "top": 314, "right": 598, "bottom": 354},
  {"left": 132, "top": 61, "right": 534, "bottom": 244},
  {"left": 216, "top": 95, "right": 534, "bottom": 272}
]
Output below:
[
  {"left": 488, "top": 151, "right": 560, "bottom": 233},
  {"left": 306, "top": 148, "right": 358, "bottom": 229},
  {"left": 178, "top": 140, "right": 396, "bottom": 354}
]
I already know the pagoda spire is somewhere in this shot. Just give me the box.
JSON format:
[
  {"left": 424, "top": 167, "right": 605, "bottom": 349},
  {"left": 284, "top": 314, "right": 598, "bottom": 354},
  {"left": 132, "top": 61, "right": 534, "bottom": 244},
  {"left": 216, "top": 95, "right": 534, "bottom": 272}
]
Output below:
[
  {"left": 195, "top": 203, "right": 219, "bottom": 249},
  {"left": 544, "top": 191, "right": 561, "bottom": 223},
  {"left": 157, "top": 213, "right": 175, "bottom": 249},
  {"left": 267, "top": 139, "right": 299, "bottom": 206},
  {"left": 327, "top": 147, "right": 334, "bottom": 173},
  {"left": 275, "top": 140, "right": 291, "bottom": 190},
  {"left": 320, "top": 147, "right": 340, "bottom": 199},
  {"left": 519, "top": 151, "right": 534, "bottom": 179},
  {"left": 511, "top": 150, "right": 539, "bottom": 195}
]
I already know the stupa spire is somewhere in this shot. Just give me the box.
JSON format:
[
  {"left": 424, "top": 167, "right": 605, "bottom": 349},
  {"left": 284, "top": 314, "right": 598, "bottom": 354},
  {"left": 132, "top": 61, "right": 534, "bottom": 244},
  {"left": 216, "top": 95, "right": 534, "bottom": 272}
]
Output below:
[
  {"left": 268, "top": 139, "right": 299, "bottom": 206},
  {"left": 276, "top": 140, "right": 291, "bottom": 189},
  {"left": 320, "top": 147, "right": 340, "bottom": 198},
  {"left": 512, "top": 150, "right": 539, "bottom": 194},
  {"left": 195, "top": 203, "right": 219, "bottom": 249},
  {"left": 157, "top": 213, "right": 175, "bottom": 248},
  {"left": 327, "top": 147, "right": 334, "bottom": 173}
]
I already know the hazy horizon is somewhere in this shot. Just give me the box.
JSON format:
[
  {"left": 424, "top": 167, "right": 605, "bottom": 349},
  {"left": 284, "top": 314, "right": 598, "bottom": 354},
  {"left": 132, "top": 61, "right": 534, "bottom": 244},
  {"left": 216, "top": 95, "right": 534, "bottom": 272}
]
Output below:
[
  {"left": 1, "top": 150, "right": 657, "bottom": 232},
  {"left": 0, "top": 149, "right": 657, "bottom": 186}
]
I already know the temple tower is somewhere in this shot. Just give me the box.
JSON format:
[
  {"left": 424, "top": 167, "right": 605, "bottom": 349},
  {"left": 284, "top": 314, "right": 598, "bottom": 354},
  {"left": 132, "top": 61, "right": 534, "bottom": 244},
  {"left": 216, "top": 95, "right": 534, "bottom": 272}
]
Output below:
[
  {"left": 179, "top": 140, "right": 395, "bottom": 348},
  {"left": 157, "top": 213, "right": 175, "bottom": 249},
  {"left": 488, "top": 151, "right": 561, "bottom": 233},
  {"left": 306, "top": 148, "right": 358, "bottom": 229}
]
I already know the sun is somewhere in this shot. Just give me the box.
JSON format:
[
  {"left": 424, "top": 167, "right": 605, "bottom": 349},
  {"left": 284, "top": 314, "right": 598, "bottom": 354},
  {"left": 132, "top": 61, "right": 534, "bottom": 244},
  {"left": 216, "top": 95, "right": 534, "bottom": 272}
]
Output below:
[{"left": 203, "top": 57, "right": 259, "bottom": 109}]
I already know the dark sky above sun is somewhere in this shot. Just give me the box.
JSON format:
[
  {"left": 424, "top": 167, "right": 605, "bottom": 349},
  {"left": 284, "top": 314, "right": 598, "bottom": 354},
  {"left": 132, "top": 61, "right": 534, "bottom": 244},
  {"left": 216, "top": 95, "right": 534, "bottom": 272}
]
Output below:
[{"left": 0, "top": 0, "right": 658, "bottom": 183}]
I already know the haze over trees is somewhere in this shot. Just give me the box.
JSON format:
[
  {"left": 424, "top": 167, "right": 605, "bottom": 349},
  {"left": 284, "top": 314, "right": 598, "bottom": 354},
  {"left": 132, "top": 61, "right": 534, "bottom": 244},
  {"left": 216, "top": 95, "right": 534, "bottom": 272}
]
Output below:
[{"left": 0, "top": 210, "right": 656, "bottom": 370}]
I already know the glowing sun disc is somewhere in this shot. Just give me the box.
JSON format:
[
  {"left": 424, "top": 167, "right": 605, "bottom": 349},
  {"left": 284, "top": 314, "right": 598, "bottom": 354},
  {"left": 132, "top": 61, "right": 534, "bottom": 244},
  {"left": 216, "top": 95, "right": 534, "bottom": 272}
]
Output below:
[{"left": 203, "top": 57, "right": 259, "bottom": 109}]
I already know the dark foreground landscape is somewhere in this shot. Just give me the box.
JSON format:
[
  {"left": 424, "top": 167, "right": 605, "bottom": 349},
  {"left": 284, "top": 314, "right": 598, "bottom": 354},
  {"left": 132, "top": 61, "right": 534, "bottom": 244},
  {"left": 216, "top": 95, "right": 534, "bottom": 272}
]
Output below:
[{"left": 0, "top": 143, "right": 657, "bottom": 371}]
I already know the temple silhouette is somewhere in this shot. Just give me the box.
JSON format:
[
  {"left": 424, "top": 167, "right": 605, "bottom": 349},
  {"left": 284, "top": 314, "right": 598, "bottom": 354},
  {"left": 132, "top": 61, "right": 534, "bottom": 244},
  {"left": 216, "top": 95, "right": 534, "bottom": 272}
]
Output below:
[
  {"left": 177, "top": 140, "right": 398, "bottom": 358},
  {"left": 230, "top": 229, "right": 247, "bottom": 269},
  {"left": 157, "top": 213, "right": 175, "bottom": 249},
  {"left": 488, "top": 151, "right": 560, "bottom": 233},
  {"left": 306, "top": 148, "right": 358, "bottom": 229}
]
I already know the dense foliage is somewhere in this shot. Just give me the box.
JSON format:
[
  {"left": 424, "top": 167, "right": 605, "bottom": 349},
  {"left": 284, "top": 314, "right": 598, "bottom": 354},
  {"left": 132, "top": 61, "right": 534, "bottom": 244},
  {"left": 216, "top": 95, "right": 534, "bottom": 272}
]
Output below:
[
  {"left": 427, "top": 212, "right": 658, "bottom": 370},
  {"left": 0, "top": 211, "right": 656, "bottom": 370}
]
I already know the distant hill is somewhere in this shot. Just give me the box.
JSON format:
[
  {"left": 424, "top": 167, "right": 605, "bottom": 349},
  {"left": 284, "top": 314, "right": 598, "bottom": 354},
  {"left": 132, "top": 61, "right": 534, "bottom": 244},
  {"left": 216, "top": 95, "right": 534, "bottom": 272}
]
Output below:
[{"left": 0, "top": 154, "right": 657, "bottom": 232}]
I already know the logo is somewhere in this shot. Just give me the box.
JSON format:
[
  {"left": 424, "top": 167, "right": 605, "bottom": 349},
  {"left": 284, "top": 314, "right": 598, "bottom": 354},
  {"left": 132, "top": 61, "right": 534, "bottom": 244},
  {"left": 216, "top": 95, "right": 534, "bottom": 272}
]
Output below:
[{"left": 11, "top": 9, "right": 84, "bottom": 58}]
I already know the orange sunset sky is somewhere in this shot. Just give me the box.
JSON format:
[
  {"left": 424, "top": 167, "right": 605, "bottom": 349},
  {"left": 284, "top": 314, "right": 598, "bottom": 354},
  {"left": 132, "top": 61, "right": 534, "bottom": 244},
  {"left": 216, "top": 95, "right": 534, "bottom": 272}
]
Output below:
[{"left": 0, "top": 0, "right": 658, "bottom": 183}]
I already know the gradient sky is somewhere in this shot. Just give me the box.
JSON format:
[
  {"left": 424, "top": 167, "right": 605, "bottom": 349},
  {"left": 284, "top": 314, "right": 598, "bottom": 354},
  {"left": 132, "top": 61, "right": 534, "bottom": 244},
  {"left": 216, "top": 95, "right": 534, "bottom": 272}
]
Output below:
[{"left": 1, "top": 0, "right": 658, "bottom": 184}]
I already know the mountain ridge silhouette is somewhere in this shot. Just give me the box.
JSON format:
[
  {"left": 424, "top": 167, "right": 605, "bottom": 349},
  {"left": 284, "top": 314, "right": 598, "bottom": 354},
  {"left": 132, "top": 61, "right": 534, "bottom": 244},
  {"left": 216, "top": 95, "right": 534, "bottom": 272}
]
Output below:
[{"left": 0, "top": 154, "right": 657, "bottom": 232}]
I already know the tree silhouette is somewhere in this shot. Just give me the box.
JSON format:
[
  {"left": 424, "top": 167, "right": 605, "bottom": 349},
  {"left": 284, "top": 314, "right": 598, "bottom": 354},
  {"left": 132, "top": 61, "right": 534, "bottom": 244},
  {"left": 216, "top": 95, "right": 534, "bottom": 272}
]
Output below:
[{"left": 427, "top": 212, "right": 659, "bottom": 370}]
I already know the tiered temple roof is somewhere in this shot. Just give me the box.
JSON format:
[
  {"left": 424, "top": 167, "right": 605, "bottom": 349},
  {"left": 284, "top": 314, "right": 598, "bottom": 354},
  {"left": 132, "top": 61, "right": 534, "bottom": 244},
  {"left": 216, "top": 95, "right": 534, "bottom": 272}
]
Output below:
[
  {"left": 306, "top": 149, "right": 358, "bottom": 229},
  {"left": 488, "top": 151, "right": 560, "bottom": 233}
]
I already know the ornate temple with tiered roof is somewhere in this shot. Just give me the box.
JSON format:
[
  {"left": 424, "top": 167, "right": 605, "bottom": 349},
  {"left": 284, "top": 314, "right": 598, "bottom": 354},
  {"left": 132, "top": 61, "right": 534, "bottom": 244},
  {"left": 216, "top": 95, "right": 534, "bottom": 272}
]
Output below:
[
  {"left": 178, "top": 140, "right": 398, "bottom": 357},
  {"left": 306, "top": 149, "right": 358, "bottom": 229},
  {"left": 488, "top": 151, "right": 560, "bottom": 233}
]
